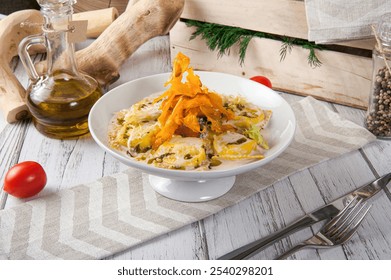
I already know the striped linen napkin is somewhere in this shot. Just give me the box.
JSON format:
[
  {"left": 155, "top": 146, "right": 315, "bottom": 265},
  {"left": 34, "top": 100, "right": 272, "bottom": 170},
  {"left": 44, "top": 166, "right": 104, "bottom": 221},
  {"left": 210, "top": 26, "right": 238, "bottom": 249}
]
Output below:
[
  {"left": 305, "top": 0, "right": 391, "bottom": 43},
  {"left": 0, "top": 96, "right": 376, "bottom": 259}
]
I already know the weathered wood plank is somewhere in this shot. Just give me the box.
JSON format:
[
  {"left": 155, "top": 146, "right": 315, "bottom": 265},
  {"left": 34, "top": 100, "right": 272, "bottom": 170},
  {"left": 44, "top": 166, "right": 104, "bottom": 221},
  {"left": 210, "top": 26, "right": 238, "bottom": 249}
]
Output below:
[
  {"left": 74, "top": 0, "right": 129, "bottom": 15},
  {"left": 179, "top": 0, "right": 374, "bottom": 50},
  {"left": 0, "top": 119, "right": 29, "bottom": 209},
  {"left": 181, "top": 0, "right": 308, "bottom": 40},
  {"left": 0, "top": 57, "right": 35, "bottom": 209},
  {"left": 284, "top": 147, "right": 391, "bottom": 260},
  {"left": 205, "top": 176, "right": 320, "bottom": 260},
  {"left": 109, "top": 0, "right": 129, "bottom": 14},
  {"left": 203, "top": 139, "right": 391, "bottom": 259},
  {"left": 73, "top": 0, "right": 111, "bottom": 13}
]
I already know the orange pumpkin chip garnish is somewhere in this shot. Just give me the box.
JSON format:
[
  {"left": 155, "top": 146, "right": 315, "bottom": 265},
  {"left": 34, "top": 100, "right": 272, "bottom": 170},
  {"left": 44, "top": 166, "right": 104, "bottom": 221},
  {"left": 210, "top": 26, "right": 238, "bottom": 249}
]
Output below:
[{"left": 152, "top": 52, "right": 235, "bottom": 149}]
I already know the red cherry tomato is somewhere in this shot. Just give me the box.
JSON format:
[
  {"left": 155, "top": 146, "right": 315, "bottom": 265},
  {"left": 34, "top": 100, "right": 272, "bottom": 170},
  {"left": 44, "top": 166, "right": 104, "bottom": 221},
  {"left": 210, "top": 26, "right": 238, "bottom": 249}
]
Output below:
[
  {"left": 250, "top": 76, "right": 272, "bottom": 88},
  {"left": 3, "top": 161, "right": 47, "bottom": 198}
]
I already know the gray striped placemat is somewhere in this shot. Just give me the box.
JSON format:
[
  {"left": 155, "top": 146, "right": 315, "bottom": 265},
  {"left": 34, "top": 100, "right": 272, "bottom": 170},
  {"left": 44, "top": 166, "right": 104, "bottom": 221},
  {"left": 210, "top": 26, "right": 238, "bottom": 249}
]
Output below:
[{"left": 0, "top": 97, "right": 376, "bottom": 259}]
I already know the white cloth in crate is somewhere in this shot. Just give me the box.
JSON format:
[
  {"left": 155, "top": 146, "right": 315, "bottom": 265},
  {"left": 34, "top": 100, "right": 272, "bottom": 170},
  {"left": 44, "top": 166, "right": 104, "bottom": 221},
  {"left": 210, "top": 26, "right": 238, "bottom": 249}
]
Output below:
[{"left": 305, "top": 0, "right": 391, "bottom": 43}]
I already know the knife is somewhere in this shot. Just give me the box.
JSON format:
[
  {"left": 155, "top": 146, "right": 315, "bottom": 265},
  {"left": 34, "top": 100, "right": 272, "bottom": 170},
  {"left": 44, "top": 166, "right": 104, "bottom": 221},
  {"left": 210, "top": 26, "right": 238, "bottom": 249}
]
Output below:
[{"left": 218, "top": 172, "right": 391, "bottom": 260}]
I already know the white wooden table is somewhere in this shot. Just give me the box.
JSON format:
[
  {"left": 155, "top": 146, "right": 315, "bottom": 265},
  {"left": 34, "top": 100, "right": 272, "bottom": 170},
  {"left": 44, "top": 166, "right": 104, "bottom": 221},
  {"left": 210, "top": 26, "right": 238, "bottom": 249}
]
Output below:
[{"left": 1, "top": 35, "right": 391, "bottom": 260}]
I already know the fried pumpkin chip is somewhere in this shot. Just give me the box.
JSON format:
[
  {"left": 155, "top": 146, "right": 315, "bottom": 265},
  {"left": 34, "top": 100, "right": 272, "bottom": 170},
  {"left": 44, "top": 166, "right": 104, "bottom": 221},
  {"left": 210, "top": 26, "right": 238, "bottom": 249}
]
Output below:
[{"left": 152, "top": 52, "right": 235, "bottom": 149}]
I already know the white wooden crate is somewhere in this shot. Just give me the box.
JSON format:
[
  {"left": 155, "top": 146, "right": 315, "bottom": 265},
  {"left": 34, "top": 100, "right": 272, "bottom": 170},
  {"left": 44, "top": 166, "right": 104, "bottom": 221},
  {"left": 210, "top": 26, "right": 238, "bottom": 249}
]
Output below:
[{"left": 170, "top": 0, "right": 373, "bottom": 109}]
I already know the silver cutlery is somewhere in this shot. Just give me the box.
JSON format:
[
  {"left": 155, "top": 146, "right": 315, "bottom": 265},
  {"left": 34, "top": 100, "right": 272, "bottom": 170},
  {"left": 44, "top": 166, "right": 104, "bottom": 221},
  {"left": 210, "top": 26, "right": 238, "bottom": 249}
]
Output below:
[
  {"left": 218, "top": 172, "right": 391, "bottom": 260},
  {"left": 276, "top": 197, "right": 371, "bottom": 259}
]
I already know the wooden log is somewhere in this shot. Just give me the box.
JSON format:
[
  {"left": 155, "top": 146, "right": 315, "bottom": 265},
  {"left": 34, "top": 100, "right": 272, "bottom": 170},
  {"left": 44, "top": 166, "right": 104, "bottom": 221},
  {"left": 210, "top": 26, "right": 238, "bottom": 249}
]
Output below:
[
  {"left": 73, "top": 0, "right": 185, "bottom": 86},
  {"left": 73, "top": 7, "right": 119, "bottom": 38},
  {"left": 0, "top": 63, "right": 30, "bottom": 122},
  {"left": 0, "top": 10, "right": 42, "bottom": 123}
]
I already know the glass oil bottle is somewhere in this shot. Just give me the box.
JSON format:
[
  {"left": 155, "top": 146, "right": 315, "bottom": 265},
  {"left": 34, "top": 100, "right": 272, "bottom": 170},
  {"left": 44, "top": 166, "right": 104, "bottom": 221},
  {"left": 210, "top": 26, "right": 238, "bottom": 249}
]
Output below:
[
  {"left": 365, "top": 13, "right": 391, "bottom": 139},
  {"left": 18, "top": 0, "right": 102, "bottom": 139}
]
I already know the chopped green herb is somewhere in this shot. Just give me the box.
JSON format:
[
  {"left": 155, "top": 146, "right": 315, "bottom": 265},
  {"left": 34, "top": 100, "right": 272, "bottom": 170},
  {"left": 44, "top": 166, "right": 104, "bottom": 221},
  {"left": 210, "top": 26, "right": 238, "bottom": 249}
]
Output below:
[
  {"left": 245, "top": 125, "right": 269, "bottom": 149},
  {"left": 185, "top": 19, "right": 323, "bottom": 67}
]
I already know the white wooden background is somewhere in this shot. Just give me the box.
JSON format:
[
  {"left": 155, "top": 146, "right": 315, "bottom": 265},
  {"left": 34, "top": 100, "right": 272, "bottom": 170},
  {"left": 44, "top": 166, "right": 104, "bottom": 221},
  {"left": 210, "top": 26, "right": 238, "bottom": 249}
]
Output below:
[{"left": 1, "top": 35, "right": 391, "bottom": 260}]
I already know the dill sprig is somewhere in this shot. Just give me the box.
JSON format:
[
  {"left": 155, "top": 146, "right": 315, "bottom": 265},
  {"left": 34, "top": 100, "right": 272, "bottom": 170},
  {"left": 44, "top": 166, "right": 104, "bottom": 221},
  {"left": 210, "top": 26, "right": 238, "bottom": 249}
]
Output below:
[
  {"left": 280, "top": 37, "right": 295, "bottom": 62},
  {"left": 301, "top": 42, "right": 323, "bottom": 68},
  {"left": 185, "top": 19, "right": 323, "bottom": 67},
  {"left": 283, "top": 37, "right": 323, "bottom": 67},
  {"left": 188, "top": 21, "right": 261, "bottom": 64}
]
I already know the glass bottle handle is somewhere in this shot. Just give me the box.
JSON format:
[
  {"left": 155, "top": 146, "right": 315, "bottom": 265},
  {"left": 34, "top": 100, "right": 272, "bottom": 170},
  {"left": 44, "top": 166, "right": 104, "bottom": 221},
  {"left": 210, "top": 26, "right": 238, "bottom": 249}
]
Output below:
[{"left": 18, "top": 35, "right": 46, "bottom": 83}]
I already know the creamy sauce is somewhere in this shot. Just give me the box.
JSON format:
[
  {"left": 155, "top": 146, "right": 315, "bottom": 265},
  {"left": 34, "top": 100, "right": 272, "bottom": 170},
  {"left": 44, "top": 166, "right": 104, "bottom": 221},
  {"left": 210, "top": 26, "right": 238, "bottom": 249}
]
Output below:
[{"left": 108, "top": 91, "right": 271, "bottom": 171}]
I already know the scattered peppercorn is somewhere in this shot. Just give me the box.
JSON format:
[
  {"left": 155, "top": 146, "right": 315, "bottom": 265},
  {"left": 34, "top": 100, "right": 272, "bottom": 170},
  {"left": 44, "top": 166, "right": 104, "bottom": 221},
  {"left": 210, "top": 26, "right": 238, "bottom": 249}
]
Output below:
[{"left": 365, "top": 66, "right": 391, "bottom": 137}]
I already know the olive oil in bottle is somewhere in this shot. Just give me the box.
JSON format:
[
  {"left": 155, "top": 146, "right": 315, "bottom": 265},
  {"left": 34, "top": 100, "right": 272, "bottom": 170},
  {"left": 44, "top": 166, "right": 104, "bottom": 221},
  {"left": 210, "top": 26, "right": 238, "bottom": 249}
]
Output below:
[{"left": 19, "top": 0, "right": 102, "bottom": 139}]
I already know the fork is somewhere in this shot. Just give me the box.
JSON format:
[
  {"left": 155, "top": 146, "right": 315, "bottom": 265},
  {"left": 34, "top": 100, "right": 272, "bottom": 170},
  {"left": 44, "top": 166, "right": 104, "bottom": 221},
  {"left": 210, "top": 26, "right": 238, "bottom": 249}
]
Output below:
[{"left": 276, "top": 197, "right": 371, "bottom": 260}]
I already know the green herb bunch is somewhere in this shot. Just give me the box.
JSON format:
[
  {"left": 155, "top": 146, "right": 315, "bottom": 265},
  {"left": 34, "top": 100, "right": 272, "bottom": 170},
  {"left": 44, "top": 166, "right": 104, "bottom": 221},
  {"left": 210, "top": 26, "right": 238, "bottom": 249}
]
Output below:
[{"left": 185, "top": 19, "right": 323, "bottom": 68}]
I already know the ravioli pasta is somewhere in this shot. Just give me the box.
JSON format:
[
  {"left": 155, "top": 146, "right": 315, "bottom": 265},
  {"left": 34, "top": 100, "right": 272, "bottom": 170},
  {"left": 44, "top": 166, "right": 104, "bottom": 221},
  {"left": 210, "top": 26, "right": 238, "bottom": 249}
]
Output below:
[{"left": 108, "top": 53, "right": 272, "bottom": 170}]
